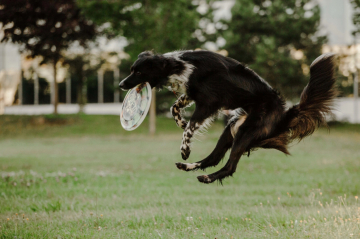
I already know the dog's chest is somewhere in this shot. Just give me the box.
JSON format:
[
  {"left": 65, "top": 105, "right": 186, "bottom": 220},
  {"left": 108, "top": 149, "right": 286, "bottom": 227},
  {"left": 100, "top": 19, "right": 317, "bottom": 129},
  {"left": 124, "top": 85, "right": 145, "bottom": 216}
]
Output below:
[{"left": 166, "top": 77, "right": 187, "bottom": 95}]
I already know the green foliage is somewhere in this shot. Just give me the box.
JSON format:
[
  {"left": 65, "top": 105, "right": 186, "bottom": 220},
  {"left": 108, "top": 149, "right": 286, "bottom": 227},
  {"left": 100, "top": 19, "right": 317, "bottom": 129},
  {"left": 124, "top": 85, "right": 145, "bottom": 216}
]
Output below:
[
  {"left": 0, "top": 0, "right": 97, "bottom": 64},
  {"left": 0, "top": 0, "right": 99, "bottom": 113},
  {"left": 208, "top": 0, "right": 327, "bottom": 99},
  {"left": 351, "top": 0, "right": 360, "bottom": 36},
  {"left": 77, "top": 0, "right": 203, "bottom": 61},
  {"left": 77, "top": 0, "right": 205, "bottom": 109},
  {"left": 77, "top": 0, "right": 327, "bottom": 101}
]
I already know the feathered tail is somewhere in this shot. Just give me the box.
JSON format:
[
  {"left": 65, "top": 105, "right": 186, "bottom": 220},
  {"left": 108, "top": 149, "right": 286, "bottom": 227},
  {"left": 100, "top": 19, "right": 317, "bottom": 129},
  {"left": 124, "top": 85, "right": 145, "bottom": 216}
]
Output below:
[
  {"left": 256, "top": 53, "right": 337, "bottom": 155},
  {"left": 286, "top": 53, "right": 338, "bottom": 140}
]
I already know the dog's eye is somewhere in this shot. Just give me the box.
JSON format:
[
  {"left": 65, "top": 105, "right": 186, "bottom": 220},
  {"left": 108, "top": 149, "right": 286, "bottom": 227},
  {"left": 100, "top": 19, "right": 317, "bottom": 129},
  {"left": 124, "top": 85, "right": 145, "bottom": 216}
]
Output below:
[{"left": 136, "top": 71, "right": 141, "bottom": 75}]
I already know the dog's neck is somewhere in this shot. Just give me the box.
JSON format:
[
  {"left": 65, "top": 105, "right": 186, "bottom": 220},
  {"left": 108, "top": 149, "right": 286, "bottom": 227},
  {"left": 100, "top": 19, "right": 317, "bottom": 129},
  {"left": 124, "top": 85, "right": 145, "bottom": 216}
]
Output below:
[{"left": 163, "top": 50, "right": 195, "bottom": 95}]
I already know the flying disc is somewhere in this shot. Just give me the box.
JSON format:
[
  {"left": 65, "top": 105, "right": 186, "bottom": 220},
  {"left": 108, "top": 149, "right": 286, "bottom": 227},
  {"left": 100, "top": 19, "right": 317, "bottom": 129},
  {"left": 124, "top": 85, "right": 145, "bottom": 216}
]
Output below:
[{"left": 120, "top": 82, "right": 152, "bottom": 131}]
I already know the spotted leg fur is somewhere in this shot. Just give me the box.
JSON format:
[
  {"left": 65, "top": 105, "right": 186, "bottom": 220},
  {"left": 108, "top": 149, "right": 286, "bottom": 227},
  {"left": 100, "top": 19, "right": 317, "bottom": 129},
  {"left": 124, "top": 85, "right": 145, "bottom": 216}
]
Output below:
[
  {"left": 179, "top": 102, "right": 218, "bottom": 160},
  {"left": 170, "top": 94, "right": 193, "bottom": 130},
  {"left": 180, "top": 121, "right": 199, "bottom": 160},
  {"left": 180, "top": 117, "right": 215, "bottom": 160}
]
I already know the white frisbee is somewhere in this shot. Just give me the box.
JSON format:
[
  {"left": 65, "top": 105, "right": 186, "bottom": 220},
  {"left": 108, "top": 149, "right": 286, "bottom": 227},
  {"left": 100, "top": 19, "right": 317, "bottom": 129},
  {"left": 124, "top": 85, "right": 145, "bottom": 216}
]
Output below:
[{"left": 120, "top": 82, "right": 152, "bottom": 131}]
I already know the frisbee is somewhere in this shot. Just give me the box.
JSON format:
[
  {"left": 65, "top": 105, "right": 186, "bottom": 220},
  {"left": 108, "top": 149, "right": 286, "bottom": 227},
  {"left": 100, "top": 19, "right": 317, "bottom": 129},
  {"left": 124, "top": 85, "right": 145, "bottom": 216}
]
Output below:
[{"left": 120, "top": 82, "right": 152, "bottom": 131}]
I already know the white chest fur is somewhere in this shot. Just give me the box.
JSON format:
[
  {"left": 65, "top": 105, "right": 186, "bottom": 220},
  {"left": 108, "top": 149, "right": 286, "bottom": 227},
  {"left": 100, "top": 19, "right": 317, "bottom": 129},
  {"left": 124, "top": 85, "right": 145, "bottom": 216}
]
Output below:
[{"left": 166, "top": 77, "right": 187, "bottom": 94}]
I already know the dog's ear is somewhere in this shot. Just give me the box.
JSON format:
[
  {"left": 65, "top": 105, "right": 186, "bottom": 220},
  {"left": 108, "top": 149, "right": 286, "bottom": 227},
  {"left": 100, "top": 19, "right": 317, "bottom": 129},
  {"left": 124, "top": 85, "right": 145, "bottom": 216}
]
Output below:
[
  {"left": 163, "top": 58, "right": 184, "bottom": 74},
  {"left": 138, "top": 50, "right": 154, "bottom": 58},
  {"left": 162, "top": 58, "right": 168, "bottom": 69}
]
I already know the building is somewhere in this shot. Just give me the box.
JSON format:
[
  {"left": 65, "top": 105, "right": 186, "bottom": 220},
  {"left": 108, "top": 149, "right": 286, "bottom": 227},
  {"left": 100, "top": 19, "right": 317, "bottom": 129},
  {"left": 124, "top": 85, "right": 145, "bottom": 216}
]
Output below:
[
  {"left": 318, "top": 0, "right": 355, "bottom": 46},
  {"left": 0, "top": 43, "right": 21, "bottom": 113}
]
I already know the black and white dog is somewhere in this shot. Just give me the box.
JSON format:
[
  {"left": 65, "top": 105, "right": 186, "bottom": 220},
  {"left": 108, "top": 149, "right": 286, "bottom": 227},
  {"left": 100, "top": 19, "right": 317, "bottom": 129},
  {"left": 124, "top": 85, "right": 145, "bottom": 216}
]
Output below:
[{"left": 119, "top": 50, "right": 337, "bottom": 184}]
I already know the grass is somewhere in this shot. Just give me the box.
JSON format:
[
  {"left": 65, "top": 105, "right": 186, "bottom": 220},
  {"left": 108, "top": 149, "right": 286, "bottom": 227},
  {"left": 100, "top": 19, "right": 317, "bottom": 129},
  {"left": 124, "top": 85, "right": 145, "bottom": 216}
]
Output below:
[{"left": 0, "top": 115, "right": 360, "bottom": 238}]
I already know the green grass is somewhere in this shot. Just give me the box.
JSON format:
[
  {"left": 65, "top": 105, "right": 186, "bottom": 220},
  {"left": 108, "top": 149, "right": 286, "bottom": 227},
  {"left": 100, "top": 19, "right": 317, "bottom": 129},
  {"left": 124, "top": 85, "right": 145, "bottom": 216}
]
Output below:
[{"left": 0, "top": 115, "right": 360, "bottom": 238}]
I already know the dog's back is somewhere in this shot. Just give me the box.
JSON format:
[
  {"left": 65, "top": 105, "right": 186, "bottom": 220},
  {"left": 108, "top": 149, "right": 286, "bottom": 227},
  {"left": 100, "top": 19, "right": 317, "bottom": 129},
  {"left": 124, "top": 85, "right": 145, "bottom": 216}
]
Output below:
[
  {"left": 177, "top": 51, "right": 336, "bottom": 157},
  {"left": 178, "top": 50, "right": 281, "bottom": 113}
]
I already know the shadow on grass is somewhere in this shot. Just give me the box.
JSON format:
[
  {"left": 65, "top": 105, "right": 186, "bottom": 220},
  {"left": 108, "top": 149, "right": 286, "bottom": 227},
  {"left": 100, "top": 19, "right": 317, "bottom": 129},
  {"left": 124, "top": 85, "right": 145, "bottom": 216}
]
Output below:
[
  {"left": 0, "top": 114, "right": 225, "bottom": 139},
  {"left": 0, "top": 114, "right": 358, "bottom": 139}
]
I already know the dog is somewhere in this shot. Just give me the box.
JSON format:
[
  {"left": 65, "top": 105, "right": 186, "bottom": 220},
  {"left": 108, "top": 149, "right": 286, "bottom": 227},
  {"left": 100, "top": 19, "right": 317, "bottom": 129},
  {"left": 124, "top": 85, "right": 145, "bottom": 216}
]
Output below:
[{"left": 119, "top": 50, "right": 337, "bottom": 184}]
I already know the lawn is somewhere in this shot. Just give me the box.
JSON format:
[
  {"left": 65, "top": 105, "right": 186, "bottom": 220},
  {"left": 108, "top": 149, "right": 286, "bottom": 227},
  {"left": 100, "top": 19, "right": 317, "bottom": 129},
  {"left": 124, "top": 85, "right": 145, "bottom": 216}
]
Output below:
[{"left": 0, "top": 115, "right": 360, "bottom": 238}]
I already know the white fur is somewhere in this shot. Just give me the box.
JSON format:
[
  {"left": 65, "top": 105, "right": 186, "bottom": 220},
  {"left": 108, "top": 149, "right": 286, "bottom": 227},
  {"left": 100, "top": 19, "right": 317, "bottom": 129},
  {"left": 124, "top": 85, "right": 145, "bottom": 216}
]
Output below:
[
  {"left": 230, "top": 115, "right": 247, "bottom": 137},
  {"left": 184, "top": 163, "right": 200, "bottom": 170},
  {"left": 195, "top": 117, "right": 214, "bottom": 136},
  {"left": 163, "top": 51, "right": 195, "bottom": 94}
]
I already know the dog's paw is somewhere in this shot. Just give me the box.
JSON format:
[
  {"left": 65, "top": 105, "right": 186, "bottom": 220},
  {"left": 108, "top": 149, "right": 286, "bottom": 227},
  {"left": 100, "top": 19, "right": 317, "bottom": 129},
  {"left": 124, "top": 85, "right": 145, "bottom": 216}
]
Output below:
[
  {"left": 176, "top": 162, "right": 200, "bottom": 171},
  {"left": 197, "top": 175, "right": 214, "bottom": 184},
  {"left": 175, "top": 162, "right": 186, "bottom": 171},
  {"left": 180, "top": 145, "right": 191, "bottom": 160}
]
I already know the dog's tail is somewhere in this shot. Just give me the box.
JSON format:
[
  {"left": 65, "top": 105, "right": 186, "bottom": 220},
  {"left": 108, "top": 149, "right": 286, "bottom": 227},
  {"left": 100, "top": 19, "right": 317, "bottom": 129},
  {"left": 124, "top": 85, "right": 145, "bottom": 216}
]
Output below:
[{"left": 285, "top": 53, "right": 337, "bottom": 141}]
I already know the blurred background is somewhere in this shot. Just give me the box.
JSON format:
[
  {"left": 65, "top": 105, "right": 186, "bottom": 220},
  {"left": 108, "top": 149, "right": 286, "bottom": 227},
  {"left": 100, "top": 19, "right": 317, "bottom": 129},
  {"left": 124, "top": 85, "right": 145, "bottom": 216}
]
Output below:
[
  {"left": 0, "top": 0, "right": 359, "bottom": 124},
  {"left": 1, "top": 1, "right": 360, "bottom": 238}
]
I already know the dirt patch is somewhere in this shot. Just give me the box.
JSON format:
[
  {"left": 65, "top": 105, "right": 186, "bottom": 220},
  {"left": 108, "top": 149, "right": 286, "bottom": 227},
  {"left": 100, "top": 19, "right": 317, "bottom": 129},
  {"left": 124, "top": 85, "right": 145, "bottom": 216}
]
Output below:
[
  {"left": 0, "top": 115, "right": 80, "bottom": 136},
  {"left": 30, "top": 116, "right": 76, "bottom": 126}
]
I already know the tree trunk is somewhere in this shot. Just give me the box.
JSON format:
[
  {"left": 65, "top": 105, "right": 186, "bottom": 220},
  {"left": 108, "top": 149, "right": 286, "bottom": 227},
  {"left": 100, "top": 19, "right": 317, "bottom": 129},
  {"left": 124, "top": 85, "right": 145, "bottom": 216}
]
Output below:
[
  {"left": 34, "top": 72, "right": 39, "bottom": 105},
  {"left": 66, "top": 76, "right": 71, "bottom": 104},
  {"left": 53, "top": 61, "right": 58, "bottom": 114},
  {"left": 0, "top": 80, "right": 4, "bottom": 115},
  {"left": 77, "top": 67, "right": 85, "bottom": 113},
  {"left": 98, "top": 69, "right": 103, "bottom": 103},
  {"left": 114, "top": 68, "right": 120, "bottom": 103},
  {"left": 149, "top": 89, "right": 156, "bottom": 135},
  {"left": 355, "top": 71, "right": 359, "bottom": 123},
  {"left": 19, "top": 70, "right": 23, "bottom": 105}
]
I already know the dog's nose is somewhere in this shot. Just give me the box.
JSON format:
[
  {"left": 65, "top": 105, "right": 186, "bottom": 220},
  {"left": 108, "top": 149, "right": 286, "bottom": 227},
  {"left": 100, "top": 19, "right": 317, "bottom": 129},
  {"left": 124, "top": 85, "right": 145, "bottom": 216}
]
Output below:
[{"left": 119, "top": 81, "right": 125, "bottom": 88}]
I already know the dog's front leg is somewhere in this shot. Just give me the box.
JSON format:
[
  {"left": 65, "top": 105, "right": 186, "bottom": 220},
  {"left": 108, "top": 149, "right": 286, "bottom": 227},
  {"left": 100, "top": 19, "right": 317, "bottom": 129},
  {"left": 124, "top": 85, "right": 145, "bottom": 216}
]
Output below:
[
  {"left": 180, "top": 106, "right": 214, "bottom": 160},
  {"left": 170, "top": 94, "right": 193, "bottom": 130}
]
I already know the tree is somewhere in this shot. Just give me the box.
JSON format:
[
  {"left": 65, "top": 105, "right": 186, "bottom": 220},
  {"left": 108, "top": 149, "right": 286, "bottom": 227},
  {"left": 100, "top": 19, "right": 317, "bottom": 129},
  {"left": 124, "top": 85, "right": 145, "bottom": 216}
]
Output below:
[
  {"left": 0, "top": 0, "right": 97, "bottom": 114},
  {"left": 204, "top": 0, "right": 327, "bottom": 99},
  {"left": 77, "top": 0, "right": 204, "bottom": 133},
  {"left": 350, "top": 0, "right": 360, "bottom": 98},
  {"left": 63, "top": 54, "right": 94, "bottom": 112},
  {"left": 77, "top": 0, "right": 203, "bottom": 62},
  {"left": 351, "top": 0, "right": 360, "bottom": 36}
]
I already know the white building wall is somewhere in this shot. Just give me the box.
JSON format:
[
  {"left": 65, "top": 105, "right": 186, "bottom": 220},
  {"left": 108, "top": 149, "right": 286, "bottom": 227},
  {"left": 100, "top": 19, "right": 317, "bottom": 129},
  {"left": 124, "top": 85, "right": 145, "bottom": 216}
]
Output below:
[
  {"left": 0, "top": 43, "right": 22, "bottom": 72},
  {"left": 318, "top": 0, "right": 355, "bottom": 45},
  {"left": 0, "top": 43, "right": 21, "bottom": 114}
]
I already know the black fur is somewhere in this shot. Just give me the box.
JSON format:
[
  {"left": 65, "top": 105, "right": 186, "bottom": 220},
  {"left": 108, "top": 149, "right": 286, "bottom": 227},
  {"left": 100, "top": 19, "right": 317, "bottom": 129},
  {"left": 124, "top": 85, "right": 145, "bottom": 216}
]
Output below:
[{"left": 120, "top": 50, "right": 337, "bottom": 184}]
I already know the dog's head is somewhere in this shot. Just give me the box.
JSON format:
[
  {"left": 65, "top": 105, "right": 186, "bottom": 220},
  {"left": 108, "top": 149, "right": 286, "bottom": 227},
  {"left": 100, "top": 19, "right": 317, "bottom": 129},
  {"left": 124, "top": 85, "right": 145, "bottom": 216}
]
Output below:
[
  {"left": 119, "top": 51, "right": 170, "bottom": 90},
  {"left": 119, "top": 51, "right": 187, "bottom": 90}
]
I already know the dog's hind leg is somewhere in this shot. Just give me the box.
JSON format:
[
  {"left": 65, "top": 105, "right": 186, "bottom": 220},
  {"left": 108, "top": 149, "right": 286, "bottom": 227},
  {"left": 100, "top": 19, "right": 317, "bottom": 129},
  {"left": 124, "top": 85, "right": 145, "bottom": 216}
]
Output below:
[
  {"left": 197, "top": 128, "right": 252, "bottom": 184},
  {"left": 170, "top": 94, "right": 193, "bottom": 129},
  {"left": 176, "top": 112, "right": 247, "bottom": 171},
  {"left": 176, "top": 123, "right": 233, "bottom": 171},
  {"left": 197, "top": 113, "right": 270, "bottom": 184}
]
